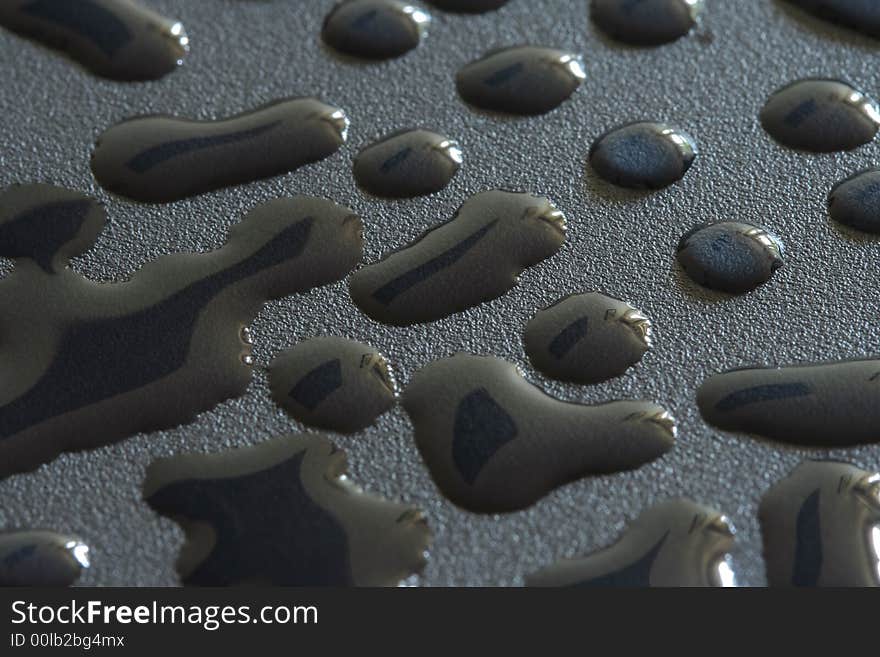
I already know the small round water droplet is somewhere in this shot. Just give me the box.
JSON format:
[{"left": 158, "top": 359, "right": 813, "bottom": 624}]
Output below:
[
  {"left": 241, "top": 354, "right": 255, "bottom": 366},
  {"left": 456, "top": 46, "right": 586, "bottom": 116},
  {"left": 760, "top": 79, "right": 880, "bottom": 153},
  {"left": 829, "top": 168, "right": 880, "bottom": 235},
  {"left": 781, "top": 0, "right": 880, "bottom": 40},
  {"left": 354, "top": 129, "right": 462, "bottom": 198},
  {"left": 677, "top": 222, "right": 785, "bottom": 294},
  {"left": 426, "top": 0, "right": 509, "bottom": 12},
  {"left": 524, "top": 292, "right": 651, "bottom": 384},
  {"left": 591, "top": 0, "right": 704, "bottom": 45},
  {"left": 589, "top": 121, "right": 697, "bottom": 189},
  {"left": 240, "top": 327, "right": 254, "bottom": 344},
  {"left": 322, "top": 0, "right": 430, "bottom": 60}
]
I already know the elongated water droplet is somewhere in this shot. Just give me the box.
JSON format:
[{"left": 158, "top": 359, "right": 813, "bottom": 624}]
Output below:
[
  {"left": 349, "top": 189, "right": 565, "bottom": 326},
  {"left": 456, "top": 46, "right": 586, "bottom": 115},
  {"left": 0, "top": 0, "right": 189, "bottom": 81},
  {"left": 0, "top": 530, "right": 90, "bottom": 586},
  {"left": 589, "top": 121, "right": 697, "bottom": 189},
  {"left": 591, "top": 0, "right": 705, "bottom": 45},
  {"left": 91, "top": 98, "right": 349, "bottom": 203},
  {"left": 781, "top": 0, "right": 880, "bottom": 40},
  {"left": 698, "top": 358, "right": 880, "bottom": 447},
  {"left": 760, "top": 79, "right": 880, "bottom": 153}
]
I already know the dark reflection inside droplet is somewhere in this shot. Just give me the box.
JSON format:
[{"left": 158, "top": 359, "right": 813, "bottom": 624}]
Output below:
[
  {"left": 760, "top": 78, "right": 880, "bottom": 152},
  {"left": 0, "top": 0, "right": 189, "bottom": 81},
  {"left": 354, "top": 129, "right": 462, "bottom": 198},
  {"left": 591, "top": 0, "right": 704, "bottom": 45},
  {"left": 0, "top": 530, "right": 90, "bottom": 586},
  {"left": 589, "top": 121, "right": 697, "bottom": 189},
  {"left": 456, "top": 46, "right": 586, "bottom": 116},
  {"left": 322, "top": 0, "right": 430, "bottom": 60},
  {"left": 677, "top": 221, "right": 784, "bottom": 294},
  {"left": 829, "top": 168, "right": 880, "bottom": 235}
]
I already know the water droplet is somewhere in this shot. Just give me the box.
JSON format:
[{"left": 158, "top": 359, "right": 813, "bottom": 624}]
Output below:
[
  {"left": 524, "top": 292, "right": 651, "bottom": 384},
  {"left": 322, "top": 0, "right": 431, "bottom": 60},
  {"left": 781, "top": 0, "right": 880, "bottom": 40},
  {"left": 0, "top": 185, "right": 363, "bottom": 478},
  {"left": 240, "top": 327, "right": 254, "bottom": 344},
  {"left": 426, "top": 0, "right": 509, "bottom": 12},
  {"left": 528, "top": 499, "right": 736, "bottom": 587},
  {"left": 91, "top": 98, "right": 349, "bottom": 203},
  {"left": 349, "top": 189, "right": 566, "bottom": 326},
  {"left": 698, "top": 359, "right": 880, "bottom": 447},
  {"left": 269, "top": 337, "right": 397, "bottom": 434},
  {"left": 677, "top": 221, "right": 784, "bottom": 294},
  {"left": 144, "top": 434, "right": 431, "bottom": 586},
  {"left": 0, "top": 530, "right": 90, "bottom": 586},
  {"left": 401, "top": 354, "right": 675, "bottom": 513},
  {"left": 456, "top": 46, "right": 586, "bottom": 115},
  {"left": 241, "top": 354, "right": 255, "bottom": 366},
  {"left": 829, "top": 168, "right": 880, "bottom": 235},
  {"left": 354, "top": 129, "right": 462, "bottom": 198},
  {"left": 0, "top": 0, "right": 189, "bottom": 81},
  {"left": 760, "top": 78, "right": 880, "bottom": 153},
  {"left": 760, "top": 460, "right": 880, "bottom": 587},
  {"left": 591, "top": 0, "right": 704, "bottom": 45},
  {"left": 589, "top": 121, "right": 697, "bottom": 189}
]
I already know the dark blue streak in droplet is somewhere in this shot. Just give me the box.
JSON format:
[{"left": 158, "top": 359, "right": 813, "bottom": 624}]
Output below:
[
  {"left": 572, "top": 532, "right": 669, "bottom": 588},
  {"left": 379, "top": 147, "right": 412, "bottom": 173},
  {"left": 483, "top": 61, "right": 523, "bottom": 87},
  {"left": 783, "top": 99, "right": 817, "bottom": 127},
  {"left": 22, "top": 0, "right": 132, "bottom": 57},
  {"left": 547, "top": 316, "right": 589, "bottom": 359},
  {"left": 370, "top": 219, "right": 498, "bottom": 305},
  {"left": 714, "top": 382, "right": 812, "bottom": 412},
  {"left": 289, "top": 359, "right": 343, "bottom": 411},
  {"left": 452, "top": 388, "right": 517, "bottom": 485},
  {"left": 792, "top": 489, "right": 822, "bottom": 587},
  {"left": 125, "top": 121, "right": 282, "bottom": 174}
]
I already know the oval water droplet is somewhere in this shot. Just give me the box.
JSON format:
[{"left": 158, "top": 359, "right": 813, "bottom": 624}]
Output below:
[
  {"left": 401, "top": 354, "right": 675, "bottom": 513},
  {"left": 322, "top": 0, "right": 431, "bottom": 60},
  {"left": 760, "top": 79, "right": 880, "bottom": 153},
  {"left": 589, "top": 121, "right": 697, "bottom": 189},
  {"left": 761, "top": 460, "right": 880, "bottom": 587},
  {"left": 426, "top": 0, "right": 509, "bottom": 12},
  {"left": 456, "top": 46, "right": 586, "bottom": 115},
  {"left": 524, "top": 292, "right": 651, "bottom": 385},
  {"left": 144, "top": 434, "right": 431, "bottom": 586},
  {"left": 677, "top": 221, "right": 784, "bottom": 294},
  {"left": 591, "top": 0, "right": 704, "bottom": 45},
  {"left": 354, "top": 129, "right": 462, "bottom": 198},
  {"left": 269, "top": 337, "right": 397, "bottom": 434},
  {"left": 829, "top": 168, "right": 880, "bottom": 235},
  {"left": 91, "top": 98, "right": 349, "bottom": 203},
  {"left": 0, "top": 530, "right": 90, "bottom": 586},
  {"left": 349, "top": 189, "right": 566, "bottom": 326},
  {"left": 698, "top": 358, "right": 880, "bottom": 447},
  {"left": 0, "top": 0, "right": 189, "bottom": 81},
  {"left": 781, "top": 0, "right": 880, "bottom": 40},
  {"left": 528, "top": 499, "right": 736, "bottom": 587}
]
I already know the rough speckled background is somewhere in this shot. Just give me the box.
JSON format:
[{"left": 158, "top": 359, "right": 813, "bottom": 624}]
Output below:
[{"left": 1, "top": 0, "right": 879, "bottom": 587}]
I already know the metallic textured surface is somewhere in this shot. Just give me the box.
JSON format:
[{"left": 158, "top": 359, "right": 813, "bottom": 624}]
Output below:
[{"left": 0, "top": 0, "right": 878, "bottom": 587}]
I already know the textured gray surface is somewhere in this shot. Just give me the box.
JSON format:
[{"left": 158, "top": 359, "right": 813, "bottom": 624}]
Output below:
[{"left": 0, "top": 0, "right": 878, "bottom": 587}]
